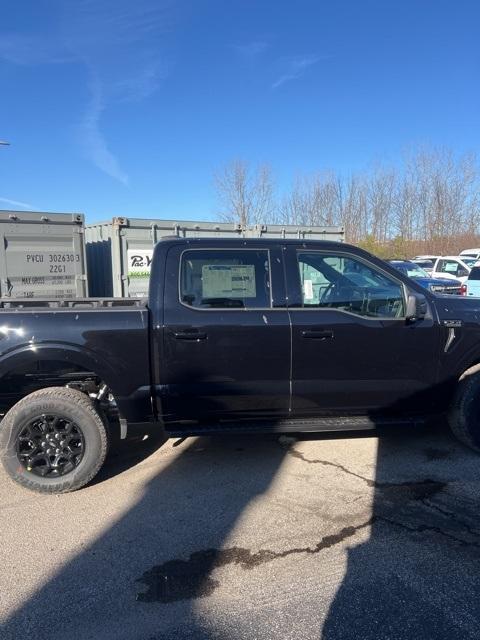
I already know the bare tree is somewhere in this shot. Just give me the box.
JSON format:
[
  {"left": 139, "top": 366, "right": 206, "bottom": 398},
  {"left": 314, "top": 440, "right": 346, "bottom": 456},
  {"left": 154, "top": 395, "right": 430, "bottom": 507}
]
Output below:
[
  {"left": 214, "top": 160, "right": 275, "bottom": 226},
  {"left": 280, "top": 172, "right": 343, "bottom": 228},
  {"left": 213, "top": 147, "right": 480, "bottom": 254}
]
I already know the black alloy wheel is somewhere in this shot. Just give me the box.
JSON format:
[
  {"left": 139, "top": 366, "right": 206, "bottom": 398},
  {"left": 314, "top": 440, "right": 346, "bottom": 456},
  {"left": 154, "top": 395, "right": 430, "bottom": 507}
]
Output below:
[{"left": 16, "top": 413, "right": 85, "bottom": 477}]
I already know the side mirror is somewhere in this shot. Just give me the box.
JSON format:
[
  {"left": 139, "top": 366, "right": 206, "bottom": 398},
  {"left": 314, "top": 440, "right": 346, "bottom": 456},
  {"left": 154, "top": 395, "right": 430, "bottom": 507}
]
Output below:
[
  {"left": 457, "top": 268, "right": 469, "bottom": 278},
  {"left": 406, "top": 293, "right": 427, "bottom": 322}
]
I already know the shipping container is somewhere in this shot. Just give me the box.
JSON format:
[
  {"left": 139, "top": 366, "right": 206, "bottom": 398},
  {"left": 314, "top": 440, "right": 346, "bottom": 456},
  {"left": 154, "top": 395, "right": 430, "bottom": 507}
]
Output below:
[
  {"left": 0, "top": 210, "right": 88, "bottom": 298},
  {"left": 245, "top": 223, "right": 345, "bottom": 240},
  {"left": 86, "top": 217, "right": 345, "bottom": 297}
]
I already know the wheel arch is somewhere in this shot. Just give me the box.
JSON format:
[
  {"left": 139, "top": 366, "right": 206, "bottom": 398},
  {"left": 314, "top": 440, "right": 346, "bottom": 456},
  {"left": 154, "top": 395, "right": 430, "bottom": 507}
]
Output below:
[{"left": 0, "top": 343, "right": 125, "bottom": 416}]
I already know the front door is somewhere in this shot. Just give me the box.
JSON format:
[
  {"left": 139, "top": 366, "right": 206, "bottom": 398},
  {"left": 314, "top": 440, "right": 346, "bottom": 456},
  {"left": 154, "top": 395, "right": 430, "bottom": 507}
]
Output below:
[
  {"left": 160, "top": 244, "right": 290, "bottom": 424},
  {"left": 285, "top": 247, "right": 440, "bottom": 417}
]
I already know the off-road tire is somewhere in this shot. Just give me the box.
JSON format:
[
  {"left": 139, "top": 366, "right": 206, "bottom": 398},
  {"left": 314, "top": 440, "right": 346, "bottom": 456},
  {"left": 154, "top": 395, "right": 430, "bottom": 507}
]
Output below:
[
  {"left": 448, "top": 371, "right": 480, "bottom": 453},
  {"left": 0, "top": 387, "right": 108, "bottom": 493}
]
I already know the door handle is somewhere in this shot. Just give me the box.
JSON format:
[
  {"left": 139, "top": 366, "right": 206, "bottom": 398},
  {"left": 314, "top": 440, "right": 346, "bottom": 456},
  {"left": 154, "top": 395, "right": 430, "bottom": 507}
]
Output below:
[
  {"left": 173, "top": 331, "right": 207, "bottom": 341},
  {"left": 301, "top": 329, "right": 334, "bottom": 340}
]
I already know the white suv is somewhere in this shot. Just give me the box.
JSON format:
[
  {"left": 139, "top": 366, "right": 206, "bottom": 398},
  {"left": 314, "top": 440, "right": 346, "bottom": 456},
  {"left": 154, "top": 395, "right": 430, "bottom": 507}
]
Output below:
[
  {"left": 432, "top": 256, "right": 478, "bottom": 283},
  {"left": 466, "top": 266, "right": 480, "bottom": 297},
  {"left": 460, "top": 248, "right": 480, "bottom": 260}
]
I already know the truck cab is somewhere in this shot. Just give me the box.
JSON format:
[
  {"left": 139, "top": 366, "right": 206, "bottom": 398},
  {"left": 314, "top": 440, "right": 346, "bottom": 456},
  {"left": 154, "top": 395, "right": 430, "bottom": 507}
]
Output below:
[{"left": 153, "top": 239, "right": 438, "bottom": 427}]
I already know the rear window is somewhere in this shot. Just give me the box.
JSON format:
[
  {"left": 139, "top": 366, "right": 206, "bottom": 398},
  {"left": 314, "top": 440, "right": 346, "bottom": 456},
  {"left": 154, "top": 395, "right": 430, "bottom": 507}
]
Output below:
[
  {"left": 468, "top": 267, "right": 480, "bottom": 281},
  {"left": 180, "top": 249, "right": 271, "bottom": 309}
]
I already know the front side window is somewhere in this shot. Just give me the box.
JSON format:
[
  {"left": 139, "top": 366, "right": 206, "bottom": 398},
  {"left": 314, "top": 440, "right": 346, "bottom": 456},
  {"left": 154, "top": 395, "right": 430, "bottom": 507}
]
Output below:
[
  {"left": 180, "top": 249, "right": 271, "bottom": 309},
  {"left": 297, "top": 252, "right": 405, "bottom": 319}
]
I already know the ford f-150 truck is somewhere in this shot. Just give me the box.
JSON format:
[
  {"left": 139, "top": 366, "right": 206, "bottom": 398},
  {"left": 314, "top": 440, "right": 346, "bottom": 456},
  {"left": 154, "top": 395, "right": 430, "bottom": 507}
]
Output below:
[{"left": 1, "top": 237, "right": 480, "bottom": 494}]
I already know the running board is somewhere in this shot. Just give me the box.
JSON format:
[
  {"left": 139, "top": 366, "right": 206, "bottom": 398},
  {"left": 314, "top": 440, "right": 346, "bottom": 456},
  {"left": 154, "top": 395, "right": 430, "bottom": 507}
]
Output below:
[{"left": 165, "top": 415, "right": 427, "bottom": 437}]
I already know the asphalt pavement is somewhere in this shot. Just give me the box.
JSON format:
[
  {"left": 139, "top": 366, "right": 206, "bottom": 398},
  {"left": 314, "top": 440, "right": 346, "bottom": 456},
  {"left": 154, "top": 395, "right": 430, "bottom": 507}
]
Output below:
[{"left": 1, "top": 421, "right": 480, "bottom": 640}]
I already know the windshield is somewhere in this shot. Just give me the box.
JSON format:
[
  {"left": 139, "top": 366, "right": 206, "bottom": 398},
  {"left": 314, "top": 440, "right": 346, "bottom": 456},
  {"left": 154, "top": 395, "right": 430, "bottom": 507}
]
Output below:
[
  {"left": 393, "top": 263, "right": 429, "bottom": 278},
  {"left": 461, "top": 258, "right": 477, "bottom": 267},
  {"left": 405, "top": 265, "right": 429, "bottom": 278}
]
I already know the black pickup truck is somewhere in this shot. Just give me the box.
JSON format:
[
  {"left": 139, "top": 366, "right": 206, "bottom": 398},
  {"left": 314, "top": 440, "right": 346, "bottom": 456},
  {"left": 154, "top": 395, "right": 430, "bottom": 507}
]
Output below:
[{"left": 1, "top": 237, "right": 480, "bottom": 493}]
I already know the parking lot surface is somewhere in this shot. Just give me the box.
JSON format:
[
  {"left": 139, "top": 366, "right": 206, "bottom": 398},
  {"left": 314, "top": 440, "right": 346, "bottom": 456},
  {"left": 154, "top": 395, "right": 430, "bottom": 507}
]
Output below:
[{"left": 1, "top": 422, "right": 480, "bottom": 640}]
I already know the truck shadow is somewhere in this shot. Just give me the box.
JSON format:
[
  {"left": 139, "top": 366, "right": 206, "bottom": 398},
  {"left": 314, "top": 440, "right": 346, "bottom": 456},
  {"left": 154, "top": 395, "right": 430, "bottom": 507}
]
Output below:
[
  {"left": 3, "top": 421, "right": 480, "bottom": 639},
  {"left": 2, "top": 430, "right": 288, "bottom": 639},
  {"left": 90, "top": 430, "right": 169, "bottom": 485},
  {"left": 321, "top": 419, "right": 480, "bottom": 640}
]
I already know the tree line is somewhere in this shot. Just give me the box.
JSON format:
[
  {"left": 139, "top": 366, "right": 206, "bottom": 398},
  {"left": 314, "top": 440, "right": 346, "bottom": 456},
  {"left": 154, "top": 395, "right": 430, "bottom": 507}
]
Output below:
[{"left": 214, "top": 148, "right": 480, "bottom": 258}]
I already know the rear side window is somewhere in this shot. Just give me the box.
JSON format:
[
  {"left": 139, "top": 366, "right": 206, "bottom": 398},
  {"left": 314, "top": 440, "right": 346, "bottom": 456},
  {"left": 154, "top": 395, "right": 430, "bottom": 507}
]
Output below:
[
  {"left": 180, "top": 249, "right": 271, "bottom": 309},
  {"left": 468, "top": 267, "right": 480, "bottom": 281},
  {"left": 437, "top": 259, "right": 460, "bottom": 275}
]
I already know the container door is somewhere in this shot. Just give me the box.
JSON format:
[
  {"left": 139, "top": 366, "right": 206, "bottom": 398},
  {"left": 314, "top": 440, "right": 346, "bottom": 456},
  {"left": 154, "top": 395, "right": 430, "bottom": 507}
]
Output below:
[
  {"left": 159, "top": 244, "right": 290, "bottom": 424},
  {"left": 0, "top": 223, "right": 87, "bottom": 299}
]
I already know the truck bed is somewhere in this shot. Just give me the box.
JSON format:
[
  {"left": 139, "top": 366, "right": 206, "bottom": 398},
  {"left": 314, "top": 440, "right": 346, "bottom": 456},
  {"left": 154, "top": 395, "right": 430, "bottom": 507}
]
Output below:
[{"left": 0, "top": 298, "right": 151, "bottom": 422}]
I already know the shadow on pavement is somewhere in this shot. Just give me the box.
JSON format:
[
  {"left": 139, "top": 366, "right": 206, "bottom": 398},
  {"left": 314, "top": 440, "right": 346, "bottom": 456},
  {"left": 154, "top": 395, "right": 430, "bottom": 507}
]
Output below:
[
  {"left": 2, "top": 431, "right": 288, "bottom": 639},
  {"left": 322, "top": 420, "right": 480, "bottom": 640},
  {"left": 3, "top": 422, "right": 480, "bottom": 639}
]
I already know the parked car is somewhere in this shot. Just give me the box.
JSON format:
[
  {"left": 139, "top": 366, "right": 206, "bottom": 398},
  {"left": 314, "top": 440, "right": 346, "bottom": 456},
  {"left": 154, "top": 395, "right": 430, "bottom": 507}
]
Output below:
[
  {"left": 413, "top": 254, "right": 440, "bottom": 262},
  {"left": 460, "top": 248, "right": 480, "bottom": 260},
  {"left": 431, "top": 256, "right": 479, "bottom": 283},
  {"left": 465, "top": 266, "right": 480, "bottom": 297},
  {"left": 388, "top": 260, "right": 462, "bottom": 294},
  {"left": 2, "top": 237, "right": 480, "bottom": 494},
  {"left": 410, "top": 258, "right": 435, "bottom": 274}
]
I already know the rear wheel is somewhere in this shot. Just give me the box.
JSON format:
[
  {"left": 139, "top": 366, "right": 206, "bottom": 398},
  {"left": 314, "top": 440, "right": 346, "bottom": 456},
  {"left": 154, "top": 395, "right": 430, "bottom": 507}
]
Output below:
[
  {"left": 0, "top": 387, "right": 108, "bottom": 493},
  {"left": 448, "top": 371, "right": 480, "bottom": 452}
]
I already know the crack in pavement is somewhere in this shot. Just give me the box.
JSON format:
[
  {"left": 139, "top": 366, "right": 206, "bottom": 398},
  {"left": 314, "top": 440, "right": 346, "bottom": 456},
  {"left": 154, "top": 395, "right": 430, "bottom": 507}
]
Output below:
[
  {"left": 379, "top": 516, "right": 480, "bottom": 549},
  {"left": 136, "top": 518, "right": 375, "bottom": 603},
  {"left": 136, "top": 445, "right": 478, "bottom": 605},
  {"left": 421, "top": 498, "right": 480, "bottom": 539},
  {"left": 286, "top": 445, "right": 480, "bottom": 539},
  {"left": 285, "top": 446, "right": 378, "bottom": 486},
  {"left": 285, "top": 446, "right": 446, "bottom": 498}
]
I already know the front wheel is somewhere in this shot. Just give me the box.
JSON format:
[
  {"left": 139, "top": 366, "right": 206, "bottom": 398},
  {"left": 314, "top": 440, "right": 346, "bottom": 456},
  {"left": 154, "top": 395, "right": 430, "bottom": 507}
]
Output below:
[
  {"left": 0, "top": 387, "right": 108, "bottom": 493},
  {"left": 448, "top": 371, "right": 480, "bottom": 452}
]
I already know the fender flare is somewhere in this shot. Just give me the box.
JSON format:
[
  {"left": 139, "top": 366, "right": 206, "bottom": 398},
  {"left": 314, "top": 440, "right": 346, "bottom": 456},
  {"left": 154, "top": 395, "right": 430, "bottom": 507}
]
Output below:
[{"left": 0, "top": 342, "right": 120, "bottom": 398}]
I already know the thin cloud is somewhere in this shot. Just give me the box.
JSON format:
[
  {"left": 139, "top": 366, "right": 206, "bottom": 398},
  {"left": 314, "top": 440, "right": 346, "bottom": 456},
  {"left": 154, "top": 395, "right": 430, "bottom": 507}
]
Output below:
[
  {"left": 81, "top": 73, "right": 129, "bottom": 185},
  {"left": 0, "top": 34, "right": 74, "bottom": 65},
  {"left": 272, "top": 54, "right": 322, "bottom": 89},
  {"left": 235, "top": 41, "right": 269, "bottom": 59},
  {"left": 0, "top": 197, "right": 36, "bottom": 210},
  {"left": 61, "top": 0, "right": 170, "bottom": 184},
  {"left": 0, "top": 0, "right": 170, "bottom": 184}
]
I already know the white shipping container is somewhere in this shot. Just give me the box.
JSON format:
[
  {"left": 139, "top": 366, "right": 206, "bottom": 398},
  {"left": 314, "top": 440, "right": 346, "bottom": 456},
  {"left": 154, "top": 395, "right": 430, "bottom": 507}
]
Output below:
[
  {"left": 0, "top": 210, "right": 88, "bottom": 298},
  {"left": 86, "top": 217, "right": 345, "bottom": 297}
]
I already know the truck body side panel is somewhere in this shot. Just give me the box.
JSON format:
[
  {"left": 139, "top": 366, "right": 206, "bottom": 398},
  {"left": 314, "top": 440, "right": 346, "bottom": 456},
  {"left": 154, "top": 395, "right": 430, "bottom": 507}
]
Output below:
[{"left": 0, "top": 306, "right": 152, "bottom": 422}]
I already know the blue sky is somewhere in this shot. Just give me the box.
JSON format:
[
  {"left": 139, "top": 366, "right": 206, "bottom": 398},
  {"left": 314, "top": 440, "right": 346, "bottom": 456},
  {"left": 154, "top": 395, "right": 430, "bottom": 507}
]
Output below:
[{"left": 0, "top": 0, "right": 479, "bottom": 223}]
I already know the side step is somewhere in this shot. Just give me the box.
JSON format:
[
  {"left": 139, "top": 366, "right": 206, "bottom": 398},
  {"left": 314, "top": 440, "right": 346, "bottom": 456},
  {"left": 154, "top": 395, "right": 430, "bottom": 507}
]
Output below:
[{"left": 166, "top": 415, "right": 427, "bottom": 437}]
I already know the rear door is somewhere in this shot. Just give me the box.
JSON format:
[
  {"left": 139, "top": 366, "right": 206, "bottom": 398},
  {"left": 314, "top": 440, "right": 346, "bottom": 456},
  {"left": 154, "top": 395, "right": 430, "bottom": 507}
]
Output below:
[{"left": 160, "top": 243, "right": 291, "bottom": 424}]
